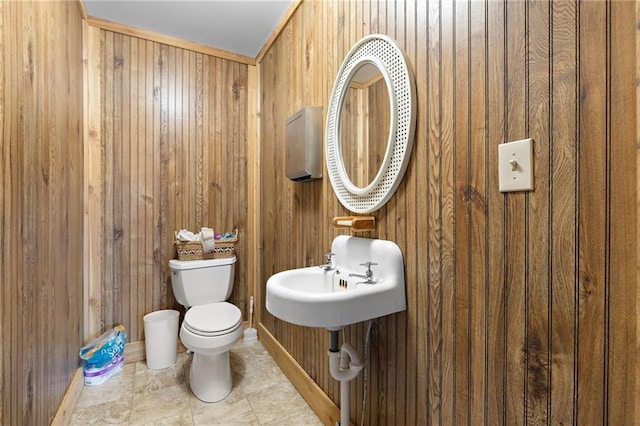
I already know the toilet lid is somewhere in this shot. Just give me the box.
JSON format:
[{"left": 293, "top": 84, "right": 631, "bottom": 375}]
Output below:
[{"left": 183, "top": 302, "right": 241, "bottom": 336}]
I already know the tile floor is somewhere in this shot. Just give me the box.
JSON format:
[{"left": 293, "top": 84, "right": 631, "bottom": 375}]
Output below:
[{"left": 70, "top": 339, "right": 323, "bottom": 425}]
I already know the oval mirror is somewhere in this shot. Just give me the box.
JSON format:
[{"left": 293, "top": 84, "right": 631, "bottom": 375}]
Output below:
[
  {"left": 326, "top": 34, "right": 416, "bottom": 214},
  {"left": 339, "top": 62, "right": 392, "bottom": 192}
]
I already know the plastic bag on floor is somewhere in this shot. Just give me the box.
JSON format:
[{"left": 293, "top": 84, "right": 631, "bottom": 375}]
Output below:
[
  {"left": 83, "top": 352, "right": 125, "bottom": 386},
  {"left": 79, "top": 325, "right": 127, "bottom": 369},
  {"left": 79, "top": 325, "right": 127, "bottom": 386}
]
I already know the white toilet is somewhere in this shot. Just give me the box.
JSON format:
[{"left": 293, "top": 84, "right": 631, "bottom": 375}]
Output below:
[{"left": 168, "top": 256, "right": 242, "bottom": 403}]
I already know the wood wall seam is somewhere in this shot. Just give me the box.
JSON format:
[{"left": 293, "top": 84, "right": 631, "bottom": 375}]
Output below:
[
  {"left": 636, "top": 2, "right": 640, "bottom": 424},
  {"left": 83, "top": 23, "right": 103, "bottom": 341},
  {"left": 255, "top": 0, "right": 304, "bottom": 64},
  {"left": 85, "top": 16, "right": 256, "bottom": 66},
  {"left": 50, "top": 368, "right": 84, "bottom": 426},
  {"left": 247, "top": 65, "right": 262, "bottom": 323},
  {"left": 77, "top": 0, "right": 87, "bottom": 20}
]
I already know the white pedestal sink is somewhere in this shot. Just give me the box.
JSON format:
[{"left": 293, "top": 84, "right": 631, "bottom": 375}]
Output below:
[{"left": 265, "top": 235, "right": 406, "bottom": 330}]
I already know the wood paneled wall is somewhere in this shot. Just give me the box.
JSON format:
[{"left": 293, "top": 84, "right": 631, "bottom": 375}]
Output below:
[
  {"left": 85, "top": 29, "right": 248, "bottom": 342},
  {"left": 259, "top": 1, "right": 637, "bottom": 424},
  {"left": 0, "top": 1, "right": 84, "bottom": 423}
]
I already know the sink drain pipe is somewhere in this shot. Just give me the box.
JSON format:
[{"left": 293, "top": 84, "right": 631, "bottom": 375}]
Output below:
[{"left": 328, "top": 330, "right": 363, "bottom": 426}]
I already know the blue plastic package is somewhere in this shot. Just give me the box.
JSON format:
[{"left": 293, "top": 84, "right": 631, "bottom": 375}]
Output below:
[{"left": 79, "top": 325, "right": 127, "bottom": 369}]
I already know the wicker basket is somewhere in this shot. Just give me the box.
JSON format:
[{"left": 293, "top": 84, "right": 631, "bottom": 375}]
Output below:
[{"left": 174, "top": 229, "right": 238, "bottom": 261}]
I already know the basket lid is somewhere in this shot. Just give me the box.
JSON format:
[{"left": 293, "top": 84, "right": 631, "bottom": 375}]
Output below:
[{"left": 169, "top": 256, "right": 237, "bottom": 270}]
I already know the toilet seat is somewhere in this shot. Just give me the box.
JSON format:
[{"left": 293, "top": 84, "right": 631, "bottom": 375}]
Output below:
[{"left": 183, "top": 302, "right": 241, "bottom": 337}]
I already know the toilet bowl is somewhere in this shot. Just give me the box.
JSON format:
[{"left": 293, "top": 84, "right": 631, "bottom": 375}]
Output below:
[
  {"left": 168, "top": 256, "right": 240, "bottom": 403},
  {"left": 180, "top": 302, "right": 242, "bottom": 402}
]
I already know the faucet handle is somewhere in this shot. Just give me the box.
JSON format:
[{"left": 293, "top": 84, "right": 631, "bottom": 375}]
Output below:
[
  {"left": 319, "top": 252, "right": 336, "bottom": 270},
  {"left": 354, "top": 261, "right": 378, "bottom": 282}
]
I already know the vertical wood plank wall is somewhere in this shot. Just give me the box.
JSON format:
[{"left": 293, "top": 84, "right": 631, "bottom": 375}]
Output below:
[
  {"left": 0, "top": 1, "right": 84, "bottom": 424},
  {"left": 258, "top": 1, "right": 637, "bottom": 424},
  {"left": 637, "top": 4, "right": 640, "bottom": 424},
  {"left": 85, "top": 30, "right": 248, "bottom": 342},
  {"left": 0, "top": 0, "right": 636, "bottom": 423}
]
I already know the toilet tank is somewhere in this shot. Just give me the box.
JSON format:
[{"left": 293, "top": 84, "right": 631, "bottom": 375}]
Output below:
[{"left": 169, "top": 256, "right": 236, "bottom": 307}]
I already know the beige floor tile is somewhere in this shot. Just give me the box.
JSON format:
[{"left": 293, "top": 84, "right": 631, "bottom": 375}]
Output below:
[
  {"left": 234, "top": 355, "right": 289, "bottom": 394},
  {"left": 129, "top": 384, "right": 191, "bottom": 425},
  {"left": 133, "top": 353, "right": 188, "bottom": 399},
  {"left": 188, "top": 381, "right": 242, "bottom": 412},
  {"left": 69, "top": 399, "right": 131, "bottom": 425},
  {"left": 235, "top": 340, "right": 272, "bottom": 361},
  {"left": 262, "top": 406, "right": 325, "bottom": 426},
  {"left": 133, "top": 412, "right": 194, "bottom": 426},
  {"left": 75, "top": 363, "right": 135, "bottom": 409},
  {"left": 191, "top": 388, "right": 259, "bottom": 425},
  {"left": 245, "top": 381, "right": 310, "bottom": 424},
  {"left": 70, "top": 340, "right": 322, "bottom": 425}
]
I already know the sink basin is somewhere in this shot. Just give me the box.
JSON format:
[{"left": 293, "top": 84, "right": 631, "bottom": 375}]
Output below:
[{"left": 266, "top": 235, "right": 406, "bottom": 329}]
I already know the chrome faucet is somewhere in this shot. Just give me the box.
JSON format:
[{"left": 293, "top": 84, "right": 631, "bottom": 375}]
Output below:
[
  {"left": 349, "top": 261, "right": 378, "bottom": 283},
  {"left": 319, "top": 252, "right": 335, "bottom": 271}
]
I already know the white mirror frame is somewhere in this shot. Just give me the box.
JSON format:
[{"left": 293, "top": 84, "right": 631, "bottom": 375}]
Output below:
[{"left": 325, "top": 34, "right": 416, "bottom": 214}]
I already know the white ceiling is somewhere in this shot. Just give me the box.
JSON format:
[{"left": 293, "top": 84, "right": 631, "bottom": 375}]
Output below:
[{"left": 83, "top": 0, "right": 294, "bottom": 58}]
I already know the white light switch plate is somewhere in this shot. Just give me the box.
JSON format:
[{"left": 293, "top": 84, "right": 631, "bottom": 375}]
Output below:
[{"left": 498, "top": 138, "right": 534, "bottom": 192}]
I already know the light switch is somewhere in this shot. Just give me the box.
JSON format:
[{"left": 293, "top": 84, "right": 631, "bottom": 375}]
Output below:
[{"left": 498, "top": 138, "right": 534, "bottom": 192}]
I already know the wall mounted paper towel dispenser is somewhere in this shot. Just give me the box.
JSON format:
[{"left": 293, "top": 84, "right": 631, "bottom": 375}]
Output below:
[{"left": 286, "top": 106, "right": 322, "bottom": 181}]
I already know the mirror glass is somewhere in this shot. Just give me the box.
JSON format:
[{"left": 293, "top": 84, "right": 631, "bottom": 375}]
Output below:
[{"left": 339, "top": 63, "right": 391, "bottom": 189}]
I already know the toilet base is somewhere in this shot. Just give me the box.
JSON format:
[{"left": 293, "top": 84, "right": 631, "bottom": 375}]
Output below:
[{"left": 189, "top": 351, "right": 232, "bottom": 403}]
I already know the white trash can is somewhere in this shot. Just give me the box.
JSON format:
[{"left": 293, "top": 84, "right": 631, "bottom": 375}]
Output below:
[{"left": 143, "top": 309, "right": 179, "bottom": 370}]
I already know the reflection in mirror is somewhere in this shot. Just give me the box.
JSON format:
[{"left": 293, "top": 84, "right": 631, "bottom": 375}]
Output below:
[{"left": 339, "top": 63, "right": 390, "bottom": 189}]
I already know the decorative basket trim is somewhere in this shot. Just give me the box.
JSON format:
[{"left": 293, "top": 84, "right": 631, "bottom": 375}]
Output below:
[{"left": 174, "top": 228, "right": 238, "bottom": 261}]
